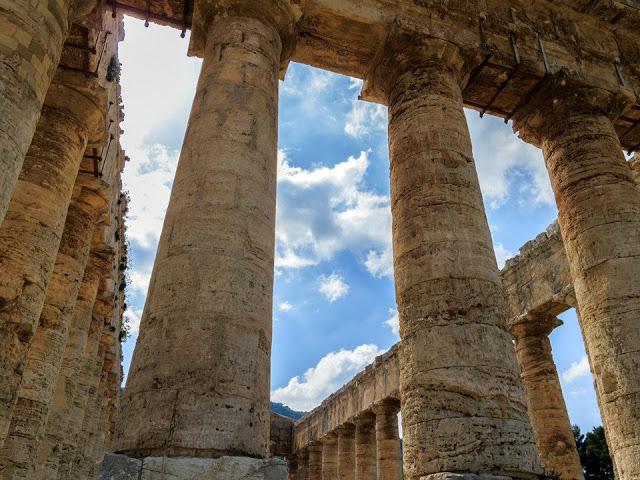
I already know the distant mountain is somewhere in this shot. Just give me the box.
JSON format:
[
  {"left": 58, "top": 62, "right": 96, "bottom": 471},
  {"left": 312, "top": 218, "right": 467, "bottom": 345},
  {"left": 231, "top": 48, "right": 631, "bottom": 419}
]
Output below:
[{"left": 270, "top": 401, "right": 306, "bottom": 420}]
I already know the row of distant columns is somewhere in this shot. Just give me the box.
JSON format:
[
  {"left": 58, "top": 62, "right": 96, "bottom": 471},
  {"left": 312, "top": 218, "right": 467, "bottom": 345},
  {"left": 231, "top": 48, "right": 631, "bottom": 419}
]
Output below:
[
  {"left": 289, "top": 402, "right": 402, "bottom": 480},
  {"left": 114, "top": 2, "right": 640, "bottom": 480},
  {"left": 0, "top": 2, "right": 125, "bottom": 479}
]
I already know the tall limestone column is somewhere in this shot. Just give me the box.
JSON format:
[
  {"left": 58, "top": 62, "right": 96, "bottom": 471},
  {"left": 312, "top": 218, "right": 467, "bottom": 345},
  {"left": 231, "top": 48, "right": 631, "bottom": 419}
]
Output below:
[
  {"left": 114, "top": 0, "right": 301, "bottom": 460},
  {"left": 309, "top": 443, "right": 323, "bottom": 480},
  {"left": 354, "top": 413, "right": 376, "bottom": 480},
  {"left": 298, "top": 449, "right": 309, "bottom": 480},
  {"left": 0, "top": 69, "right": 105, "bottom": 445},
  {"left": 509, "top": 315, "right": 584, "bottom": 480},
  {"left": 288, "top": 456, "right": 299, "bottom": 480},
  {"left": 322, "top": 434, "right": 338, "bottom": 480},
  {"left": 372, "top": 401, "right": 402, "bottom": 480},
  {"left": 513, "top": 75, "right": 640, "bottom": 480},
  {"left": 0, "top": 186, "right": 107, "bottom": 479},
  {"left": 36, "top": 253, "right": 106, "bottom": 480},
  {"left": 362, "top": 35, "right": 540, "bottom": 480},
  {"left": 337, "top": 424, "right": 355, "bottom": 480},
  {"left": 0, "top": 0, "right": 82, "bottom": 224}
]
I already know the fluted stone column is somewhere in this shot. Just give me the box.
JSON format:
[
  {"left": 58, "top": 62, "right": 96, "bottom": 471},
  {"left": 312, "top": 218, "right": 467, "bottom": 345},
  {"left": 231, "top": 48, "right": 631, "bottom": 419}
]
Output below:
[
  {"left": 362, "top": 36, "right": 540, "bottom": 480},
  {"left": 372, "top": 401, "right": 401, "bottom": 480},
  {"left": 322, "top": 434, "right": 338, "bottom": 480},
  {"left": 513, "top": 75, "right": 640, "bottom": 480},
  {"left": 510, "top": 316, "right": 584, "bottom": 480},
  {"left": 35, "top": 255, "right": 105, "bottom": 480},
  {"left": 115, "top": 1, "right": 299, "bottom": 459},
  {"left": 337, "top": 424, "right": 355, "bottom": 480},
  {"left": 0, "top": 0, "right": 79, "bottom": 224},
  {"left": 354, "top": 413, "right": 376, "bottom": 480},
  {"left": 288, "top": 456, "right": 299, "bottom": 480},
  {"left": 298, "top": 450, "right": 310, "bottom": 480},
  {"left": 0, "top": 187, "right": 107, "bottom": 479},
  {"left": 309, "top": 443, "right": 323, "bottom": 480},
  {"left": 0, "top": 69, "right": 105, "bottom": 446}
]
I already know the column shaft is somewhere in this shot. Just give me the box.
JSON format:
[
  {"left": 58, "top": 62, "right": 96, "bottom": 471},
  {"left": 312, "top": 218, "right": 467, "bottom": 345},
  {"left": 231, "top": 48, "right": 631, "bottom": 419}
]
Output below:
[
  {"left": 0, "top": 102, "right": 91, "bottom": 444},
  {"left": 337, "top": 425, "right": 355, "bottom": 480},
  {"left": 309, "top": 444, "right": 323, "bottom": 480},
  {"left": 0, "top": 191, "right": 103, "bottom": 479},
  {"left": 354, "top": 414, "right": 376, "bottom": 480},
  {"left": 538, "top": 110, "right": 640, "bottom": 479},
  {"left": 298, "top": 450, "right": 309, "bottom": 480},
  {"left": 35, "top": 258, "right": 103, "bottom": 480},
  {"left": 288, "top": 457, "right": 299, "bottom": 480},
  {"left": 115, "top": 14, "right": 282, "bottom": 458},
  {"left": 512, "top": 320, "right": 584, "bottom": 480},
  {"left": 373, "top": 403, "right": 402, "bottom": 480},
  {"left": 0, "top": 1, "right": 76, "bottom": 223},
  {"left": 322, "top": 435, "right": 338, "bottom": 480},
  {"left": 387, "top": 57, "right": 538, "bottom": 478}
]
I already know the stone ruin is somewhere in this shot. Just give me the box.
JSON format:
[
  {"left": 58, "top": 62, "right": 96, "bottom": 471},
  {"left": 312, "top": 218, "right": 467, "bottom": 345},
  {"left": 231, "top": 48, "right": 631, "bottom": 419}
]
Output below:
[{"left": 0, "top": 1, "right": 639, "bottom": 480}]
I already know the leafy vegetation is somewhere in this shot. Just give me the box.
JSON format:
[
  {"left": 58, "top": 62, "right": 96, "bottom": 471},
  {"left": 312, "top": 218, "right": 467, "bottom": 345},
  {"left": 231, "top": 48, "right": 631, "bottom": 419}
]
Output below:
[{"left": 573, "top": 425, "right": 614, "bottom": 480}]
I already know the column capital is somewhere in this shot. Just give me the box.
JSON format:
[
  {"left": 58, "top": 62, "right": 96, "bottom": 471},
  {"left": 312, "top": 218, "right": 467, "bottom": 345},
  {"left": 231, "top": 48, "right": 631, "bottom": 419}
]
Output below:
[
  {"left": 335, "top": 422, "right": 355, "bottom": 436},
  {"left": 512, "top": 71, "right": 636, "bottom": 147},
  {"left": 322, "top": 432, "right": 338, "bottom": 444},
  {"left": 352, "top": 411, "right": 375, "bottom": 427},
  {"left": 508, "top": 313, "right": 562, "bottom": 339},
  {"left": 361, "top": 29, "right": 483, "bottom": 105},
  {"left": 189, "top": 0, "right": 305, "bottom": 76},
  {"left": 371, "top": 398, "right": 400, "bottom": 416}
]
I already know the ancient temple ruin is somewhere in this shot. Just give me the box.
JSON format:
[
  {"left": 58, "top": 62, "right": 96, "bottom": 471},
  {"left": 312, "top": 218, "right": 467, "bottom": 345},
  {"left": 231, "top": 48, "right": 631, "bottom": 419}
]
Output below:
[{"left": 0, "top": 1, "right": 639, "bottom": 479}]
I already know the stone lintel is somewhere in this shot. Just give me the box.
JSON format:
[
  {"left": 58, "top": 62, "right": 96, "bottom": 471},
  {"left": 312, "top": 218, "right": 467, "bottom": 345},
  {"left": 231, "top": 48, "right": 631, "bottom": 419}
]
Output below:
[
  {"left": 98, "top": 453, "right": 288, "bottom": 480},
  {"left": 419, "top": 475, "right": 512, "bottom": 480}
]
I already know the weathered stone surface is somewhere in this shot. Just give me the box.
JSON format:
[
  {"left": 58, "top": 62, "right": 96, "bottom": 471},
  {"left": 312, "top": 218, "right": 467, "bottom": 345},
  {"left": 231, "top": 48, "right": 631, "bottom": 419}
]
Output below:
[
  {"left": 419, "top": 474, "right": 512, "bottom": 480},
  {"left": 354, "top": 413, "right": 376, "bottom": 480},
  {"left": 513, "top": 75, "right": 640, "bottom": 480},
  {"left": 270, "top": 412, "right": 294, "bottom": 458},
  {"left": 373, "top": 36, "right": 539, "bottom": 479},
  {"left": 98, "top": 453, "right": 288, "bottom": 479},
  {"left": 321, "top": 433, "right": 338, "bottom": 480},
  {"left": 115, "top": 5, "right": 289, "bottom": 458},
  {"left": 337, "top": 424, "right": 355, "bottom": 480},
  {"left": 0, "top": 0, "right": 76, "bottom": 225},
  {"left": 510, "top": 317, "right": 584, "bottom": 480},
  {"left": 373, "top": 401, "right": 401, "bottom": 480}
]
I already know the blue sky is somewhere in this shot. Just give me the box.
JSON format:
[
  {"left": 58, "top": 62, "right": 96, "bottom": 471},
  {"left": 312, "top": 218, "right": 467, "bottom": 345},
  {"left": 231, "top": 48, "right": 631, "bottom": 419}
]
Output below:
[{"left": 118, "top": 18, "right": 601, "bottom": 433}]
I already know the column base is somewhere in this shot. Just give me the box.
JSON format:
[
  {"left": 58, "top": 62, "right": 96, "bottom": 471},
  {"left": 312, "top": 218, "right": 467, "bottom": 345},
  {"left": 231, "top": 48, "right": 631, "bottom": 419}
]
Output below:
[
  {"left": 97, "top": 453, "right": 288, "bottom": 479},
  {"left": 420, "top": 474, "right": 512, "bottom": 480}
]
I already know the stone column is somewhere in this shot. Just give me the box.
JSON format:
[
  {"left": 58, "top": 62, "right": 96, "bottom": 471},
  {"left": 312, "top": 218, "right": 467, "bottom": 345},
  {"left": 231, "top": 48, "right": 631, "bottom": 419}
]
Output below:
[
  {"left": 309, "top": 443, "right": 323, "bottom": 480},
  {"left": 509, "top": 316, "right": 584, "bottom": 480},
  {"left": 322, "top": 434, "right": 338, "bottom": 480},
  {"left": 354, "top": 413, "right": 376, "bottom": 480},
  {"left": 372, "top": 401, "right": 401, "bottom": 480},
  {"left": 298, "top": 449, "right": 310, "bottom": 480},
  {"left": 114, "top": 1, "right": 299, "bottom": 459},
  {"left": 288, "top": 456, "right": 299, "bottom": 480},
  {"left": 513, "top": 75, "right": 640, "bottom": 480},
  {"left": 0, "top": 0, "right": 79, "bottom": 224},
  {"left": 0, "top": 186, "right": 107, "bottom": 479},
  {"left": 0, "top": 69, "right": 105, "bottom": 445},
  {"left": 362, "top": 36, "right": 540, "bottom": 480},
  {"left": 35, "top": 253, "right": 105, "bottom": 480},
  {"left": 337, "top": 424, "right": 355, "bottom": 480}
]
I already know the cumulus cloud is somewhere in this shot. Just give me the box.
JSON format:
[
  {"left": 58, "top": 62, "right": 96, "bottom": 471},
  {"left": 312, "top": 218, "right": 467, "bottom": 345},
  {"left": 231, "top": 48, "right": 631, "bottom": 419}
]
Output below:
[
  {"left": 344, "top": 101, "right": 387, "bottom": 138},
  {"left": 365, "top": 247, "right": 393, "bottom": 278},
  {"left": 494, "top": 243, "right": 514, "bottom": 269},
  {"left": 385, "top": 308, "right": 399, "bottom": 337},
  {"left": 318, "top": 273, "right": 349, "bottom": 302},
  {"left": 562, "top": 355, "right": 591, "bottom": 384},
  {"left": 275, "top": 150, "right": 391, "bottom": 273},
  {"left": 271, "top": 344, "right": 386, "bottom": 411},
  {"left": 123, "top": 306, "right": 143, "bottom": 334},
  {"left": 278, "top": 301, "right": 293, "bottom": 312},
  {"left": 466, "top": 113, "right": 554, "bottom": 209},
  {"left": 129, "top": 267, "right": 152, "bottom": 296}
]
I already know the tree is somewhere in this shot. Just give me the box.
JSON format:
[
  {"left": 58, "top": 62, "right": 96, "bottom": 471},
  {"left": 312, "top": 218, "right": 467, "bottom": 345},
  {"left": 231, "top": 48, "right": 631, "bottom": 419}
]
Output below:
[{"left": 573, "top": 425, "right": 614, "bottom": 480}]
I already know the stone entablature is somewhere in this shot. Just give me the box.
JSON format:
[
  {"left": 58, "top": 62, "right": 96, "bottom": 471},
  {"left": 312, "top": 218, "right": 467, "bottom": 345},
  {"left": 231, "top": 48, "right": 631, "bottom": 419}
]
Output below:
[
  {"left": 108, "top": 0, "right": 640, "bottom": 151},
  {"left": 293, "top": 344, "right": 400, "bottom": 451}
]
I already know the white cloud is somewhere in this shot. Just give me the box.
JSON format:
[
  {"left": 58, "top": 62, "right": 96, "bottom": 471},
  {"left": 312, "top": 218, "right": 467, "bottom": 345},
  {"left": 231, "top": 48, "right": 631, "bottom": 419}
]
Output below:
[
  {"left": 494, "top": 243, "right": 514, "bottom": 269},
  {"left": 271, "top": 344, "right": 386, "bottom": 411},
  {"left": 278, "top": 301, "right": 293, "bottom": 312},
  {"left": 562, "top": 355, "right": 591, "bottom": 384},
  {"left": 466, "top": 113, "right": 554, "bottom": 209},
  {"left": 129, "top": 268, "right": 152, "bottom": 296},
  {"left": 385, "top": 308, "right": 399, "bottom": 337},
  {"left": 365, "top": 247, "right": 393, "bottom": 278},
  {"left": 318, "top": 273, "right": 349, "bottom": 302},
  {"left": 344, "top": 101, "right": 387, "bottom": 138},
  {"left": 275, "top": 150, "right": 391, "bottom": 274},
  {"left": 123, "top": 306, "right": 143, "bottom": 334}
]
